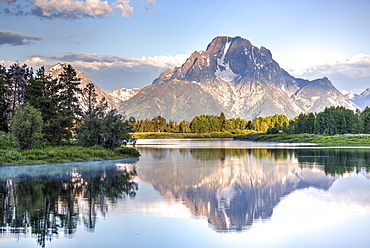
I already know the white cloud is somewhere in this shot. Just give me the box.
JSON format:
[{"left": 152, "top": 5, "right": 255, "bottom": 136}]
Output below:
[
  {"left": 145, "top": 0, "right": 155, "bottom": 4},
  {"left": 28, "top": 0, "right": 113, "bottom": 18},
  {"left": 27, "top": 52, "right": 189, "bottom": 70},
  {"left": 291, "top": 53, "right": 370, "bottom": 80},
  {"left": 1, "top": 52, "right": 189, "bottom": 89},
  {"left": 113, "top": 0, "right": 134, "bottom": 18}
]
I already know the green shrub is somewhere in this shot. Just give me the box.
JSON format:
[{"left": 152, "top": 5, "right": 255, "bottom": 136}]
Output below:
[
  {"left": 0, "top": 132, "right": 18, "bottom": 149},
  {"left": 114, "top": 147, "right": 140, "bottom": 157},
  {"left": 0, "top": 149, "right": 25, "bottom": 164}
]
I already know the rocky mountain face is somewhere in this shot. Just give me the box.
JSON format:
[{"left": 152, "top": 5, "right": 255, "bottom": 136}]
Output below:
[
  {"left": 342, "top": 88, "right": 370, "bottom": 109},
  {"left": 46, "top": 63, "right": 140, "bottom": 111},
  {"left": 119, "top": 36, "right": 358, "bottom": 121}
]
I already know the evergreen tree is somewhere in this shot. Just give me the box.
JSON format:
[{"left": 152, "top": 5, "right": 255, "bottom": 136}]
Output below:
[
  {"left": 101, "top": 110, "right": 134, "bottom": 150},
  {"left": 3, "top": 63, "right": 31, "bottom": 128},
  {"left": 77, "top": 83, "right": 107, "bottom": 147},
  {"left": 26, "top": 67, "right": 64, "bottom": 143},
  {"left": 219, "top": 112, "right": 226, "bottom": 131},
  {"left": 0, "top": 65, "right": 7, "bottom": 132},
  {"left": 361, "top": 107, "right": 370, "bottom": 134},
  {"left": 57, "top": 65, "right": 82, "bottom": 140}
]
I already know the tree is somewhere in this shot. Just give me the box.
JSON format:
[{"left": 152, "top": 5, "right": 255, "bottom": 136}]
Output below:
[
  {"left": 314, "top": 106, "right": 362, "bottom": 135},
  {"left": 101, "top": 110, "right": 134, "bottom": 150},
  {"left": 10, "top": 104, "right": 43, "bottom": 150},
  {"left": 77, "top": 83, "right": 108, "bottom": 147},
  {"left": 26, "top": 67, "right": 64, "bottom": 143},
  {"left": 294, "top": 113, "right": 315, "bottom": 134},
  {"left": 57, "top": 64, "right": 82, "bottom": 140},
  {"left": 361, "top": 107, "right": 370, "bottom": 133},
  {"left": 77, "top": 83, "right": 134, "bottom": 150},
  {"left": 219, "top": 112, "right": 226, "bottom": 131},
  {"left": 0, "top": 65, "right": 7, "bottom": 132},
  {"left": 152, "top": 116, "right": 167, "bottom": 132},
  {"left": 3, "top": 63, "right": 31, "bottom": 129}
]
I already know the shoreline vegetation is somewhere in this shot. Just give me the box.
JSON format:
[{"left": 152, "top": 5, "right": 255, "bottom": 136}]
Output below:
[
  {"left": 235, "top": 133, "right": 370, "bottom": 145},
  {"left": 132, "top": 132, "right": 370, "bottom": 146},
  {"left": 0, "top": 145, "right": 140, "bottom": 166},
  {"left": 131, "top": 132, "right": 370, "bottom": 145},
  {"left": 131, "top": 131, "right": 250, "bottom": 139}
]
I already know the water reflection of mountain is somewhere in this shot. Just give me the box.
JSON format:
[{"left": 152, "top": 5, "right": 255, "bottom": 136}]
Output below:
[
  {"left": 0, "top": 159, "right": 138, "bottom": 247},
  {"left": 138, "top": 148, "right": 369, "bottom": 232}
]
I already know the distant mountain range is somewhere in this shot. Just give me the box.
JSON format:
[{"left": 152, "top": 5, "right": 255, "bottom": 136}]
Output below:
[
  {"left": 341, "top": 88, "right": 370, "bottom": 109},
  {"left": 46, "top": 36, "right": 369, "bottom": 121}
]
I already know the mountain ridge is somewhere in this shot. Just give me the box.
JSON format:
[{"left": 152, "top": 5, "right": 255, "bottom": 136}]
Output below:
[{"left": 119, "top": 36, "right": 358, "bottom": 121}]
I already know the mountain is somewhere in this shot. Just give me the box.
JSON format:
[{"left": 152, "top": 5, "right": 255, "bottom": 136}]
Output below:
[
  {"left": 46, "top": 63, "right": 140, "bottom": 111},
  {"left": 347, "top": 88, "right": 370, "bottom": 109},
  {"left": 119, "top": 36, "right": 358, "bottom": 121}
]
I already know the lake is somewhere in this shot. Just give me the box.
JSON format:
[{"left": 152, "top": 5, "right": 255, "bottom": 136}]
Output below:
[{"left": 0, "top": 139, "right": 370, "bottom": 248}]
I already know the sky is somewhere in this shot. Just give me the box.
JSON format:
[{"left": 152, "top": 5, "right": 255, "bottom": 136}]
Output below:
[{"left": 0, "top": 0, "right": 369, "bottom": 93}]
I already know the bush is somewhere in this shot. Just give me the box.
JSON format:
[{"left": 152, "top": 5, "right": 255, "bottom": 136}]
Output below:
[
  {"left": 10, "top": 104, "right": 43, "bottom": 150},
  {"left": 114, "top": 147, "right": 140, "bottom": 157},
  {"left": 0, "top": 132, "right": 18, "bottom": 149},
  {"left": 0, "top": 149, "right": 25, "bottom": 164}
]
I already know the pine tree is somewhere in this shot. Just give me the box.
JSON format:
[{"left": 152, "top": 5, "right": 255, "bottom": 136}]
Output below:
[
  {"left": 0, "top": 65, "right": 7, "bottom": 132},
  {"left": 57, "top": 64, "right": 82, "bottom": 140},
  {"left": 3, "top": 63, "right": 31, "bottom": 128},
  {"left": 26, "top": 67, "right": 65, "bottom": 143}
]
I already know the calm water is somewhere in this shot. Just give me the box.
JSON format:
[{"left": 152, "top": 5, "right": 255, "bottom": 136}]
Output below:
[{"left": 1, "top": 139, "right": 370, "bottom": 248}]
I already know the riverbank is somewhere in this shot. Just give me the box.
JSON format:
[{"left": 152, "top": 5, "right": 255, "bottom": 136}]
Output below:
[
  {"left": 131, "top": 131, "right": 256, "bottom": 139},
  {"left": 0, "top": 145, "right": 140, "bottom": 166},
  {"left": 235, "top": 133, "right": 370, "bottom": 145}
]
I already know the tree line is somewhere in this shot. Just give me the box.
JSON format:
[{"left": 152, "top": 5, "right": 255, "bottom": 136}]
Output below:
[
  {"left": 0, "top": 63, "right": 134, "bottom": 150},
  {"left": 133, "top": 107, "right": 370, "bottom": 135}
]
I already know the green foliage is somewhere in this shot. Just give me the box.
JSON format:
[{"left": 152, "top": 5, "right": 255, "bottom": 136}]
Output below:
[
  {"left": 78, "top": 83, "right": 135, "bottom": 150},
  {"left": 252, "top": 114, "right": 289, "bottom": 133},
  {"left": 10, "top": 104, "right": 43, "bottom": 150},
  {"left": 236, "top": 133, "right": 370, "bottom": 145},
  {"left": 26, "top": 66, "right": 64, "bottom": 143},
  {"left": 0, "top": 145, "right": 140, "bottom": 165},
  {"left": 361, "top": 107, "right": 370, "bottom": 134},
  {"left": 0, "top": 149, "right": 25, "bottom": 164},
  {"left": 0, "top": 65, "right": 7, "bottom": 132},
  {"left": 314, "top": 106, "right": 362, "bottom": 135},
  {"left": 0, "top": 131, "right": 17, "bottom": 149},
  {"left": 57, "top": 64, "right": 82, "bottom": 140},
  {"left": 114, "top": 147, "right": 141, "bottom": 157}
]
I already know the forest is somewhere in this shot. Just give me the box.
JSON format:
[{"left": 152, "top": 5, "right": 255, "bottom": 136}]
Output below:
[
  {"left": 132, "top": 107, "right": 370, "bottom": 136},
  {"left": 0, "top": 63, "right": 139, "bottom": 165}
]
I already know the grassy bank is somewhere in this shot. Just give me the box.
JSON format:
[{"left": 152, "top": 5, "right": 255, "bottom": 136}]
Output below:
[
  {"left": 235, "top": 133, "right": 370, "bottom": 145},
  {"left": 0, "top": 145, "right": 140, "bottom": 166},
  {"left": 131, "top": 131, "right": 257, "bottom": 139}
]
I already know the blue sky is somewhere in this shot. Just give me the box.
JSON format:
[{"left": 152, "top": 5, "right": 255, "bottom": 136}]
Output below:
[{"left": 1, "top": 0, "right": 369, "bottom": 93}]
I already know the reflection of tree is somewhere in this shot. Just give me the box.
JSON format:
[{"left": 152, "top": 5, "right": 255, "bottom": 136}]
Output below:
[
  {"left": 190, "top": 148, "right": 295, "bottom": 163},
  {"left": 296, "top": 149, "right": 370, "bottom": 175},
  {"left": 0, "top": 166, "right": 137, "bottom": 247}
]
